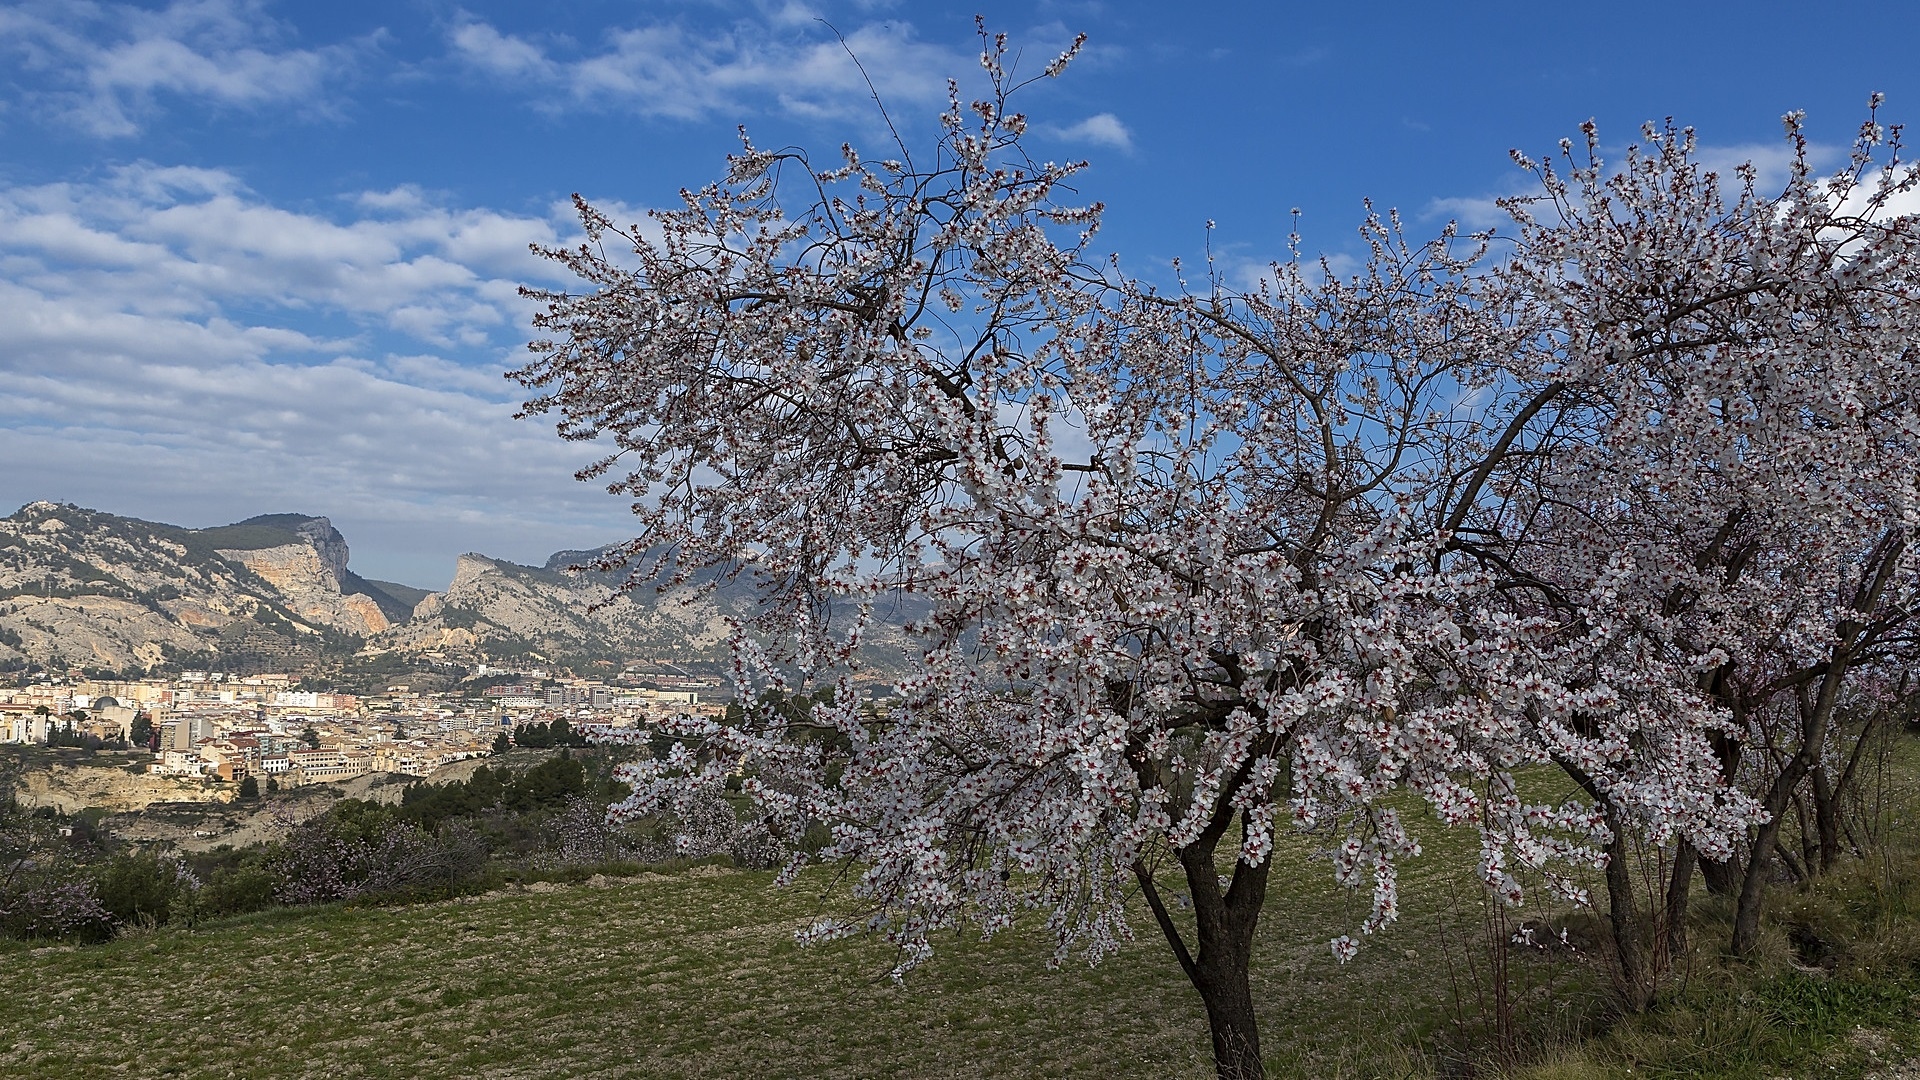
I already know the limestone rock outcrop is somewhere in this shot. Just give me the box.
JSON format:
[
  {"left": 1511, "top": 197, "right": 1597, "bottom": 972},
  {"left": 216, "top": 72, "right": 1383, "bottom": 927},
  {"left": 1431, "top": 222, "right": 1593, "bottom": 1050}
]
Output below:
[
  {"left": 217, "top": 537, "right": 391, "bottom": 636},
  {"left": 374, "top": 549, "right": 919, "bottom": 677},
  {"left": 0, "top": 503, "right": 408, "bottom": 671},
  {"left": 0, "top": 502, "right": 916, "bottom": 676}
]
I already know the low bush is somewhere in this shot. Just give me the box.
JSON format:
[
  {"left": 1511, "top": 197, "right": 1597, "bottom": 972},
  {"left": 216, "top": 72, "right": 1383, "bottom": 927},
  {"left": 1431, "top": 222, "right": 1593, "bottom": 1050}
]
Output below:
[
  {"left": 269, "top": 813, "right": 491, "bottom": 905},
  {"left": 200, "top": 862, "right": 279, "bottom": 918},
  {"left": 0, "top": 876, "right": 114, "bottom": 943},
  {"left": 94, "top": 850, "right": 190, "bottom": 927}
]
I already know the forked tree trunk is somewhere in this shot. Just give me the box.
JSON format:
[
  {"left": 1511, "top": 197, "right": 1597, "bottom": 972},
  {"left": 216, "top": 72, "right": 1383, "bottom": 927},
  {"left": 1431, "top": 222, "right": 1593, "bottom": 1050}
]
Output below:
[
  {"left": 1125, "top": 711, "right": 1281, "bottom": 1080},
  {"left": 1736, "top": 534, "right": 1906, "bottom": 953},
  {"left": 1810, "top": 705, "right": 1883, "bottom": 874},
  {"left": 1733, "top": 662, "right": 1847, "bottom": 956},
  {"left": 1135, "top": 836, "right": 1271, "bottom": 1080},
  {"left": 1185, "top": 851, "right": 1267, "bottom": 1080}
]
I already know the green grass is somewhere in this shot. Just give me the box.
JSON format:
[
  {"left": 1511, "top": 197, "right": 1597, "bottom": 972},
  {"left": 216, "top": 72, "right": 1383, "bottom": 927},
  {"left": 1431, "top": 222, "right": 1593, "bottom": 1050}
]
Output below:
[
  {"left": 0, "top": 811, "right": 1607, "bottom": 1080},
  {"left": 5, "top": 744, "right": 1919, "bottom": 1079},
  {"left": 2, "top": 868, "right": 1208, "bottom": 1080}
]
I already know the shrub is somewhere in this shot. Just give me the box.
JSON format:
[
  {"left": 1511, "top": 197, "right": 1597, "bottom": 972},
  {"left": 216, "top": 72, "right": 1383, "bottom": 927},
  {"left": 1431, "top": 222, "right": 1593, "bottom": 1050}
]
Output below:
[
  {"left": 269, "top": 813, "right": 492, "bottom": 905},
  {"left": 95, "top": 850, "right": 192, "bottom": 927},
  {"left": 1, "top": 806, "right": 113, "bottom": 941},
  {"left": 0, "top": 876, "right": 113, "bottom": 942},
  {"left": 201, "top": 863, "right": 279, "bottom": 918},
  {"left": 537, "top": 795, "right": 645, "bottom": 868}
]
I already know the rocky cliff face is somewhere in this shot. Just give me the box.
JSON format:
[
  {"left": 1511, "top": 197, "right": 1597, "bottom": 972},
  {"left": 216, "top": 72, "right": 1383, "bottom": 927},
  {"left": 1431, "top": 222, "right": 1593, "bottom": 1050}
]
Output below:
[
  {"left": 217, "top": 539, "right": 390, "bottom": 636},
  {"left": 0, "top": 503, "right": 398, "bottom": 672},
  {"left": 376, "top": 549, "right": 919, "bottom": 677},
  {"left": 376, "top": 551, "right": 723, "bottom": 664},
  {"left": 292, "top": 517, "right": 352, "bottom": 582},
  {"left": 0, "top": 502, "right": 916, "bottom": 677},
  {"left": 13, "top": 761, "right": 231, "bottom": 812}
]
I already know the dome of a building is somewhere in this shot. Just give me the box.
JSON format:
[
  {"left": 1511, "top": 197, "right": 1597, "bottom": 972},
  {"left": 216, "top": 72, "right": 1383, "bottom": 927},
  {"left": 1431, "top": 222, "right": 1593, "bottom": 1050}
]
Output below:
[{"left": 92, "top": 696, "right": 120, "bottom": 710}]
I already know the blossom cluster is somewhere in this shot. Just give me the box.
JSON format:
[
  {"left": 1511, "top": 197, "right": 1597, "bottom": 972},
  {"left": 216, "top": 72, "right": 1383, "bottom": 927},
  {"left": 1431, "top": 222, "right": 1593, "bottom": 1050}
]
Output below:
[{"left": 518, "top": 48, "right": 1919, "bottom": 973}]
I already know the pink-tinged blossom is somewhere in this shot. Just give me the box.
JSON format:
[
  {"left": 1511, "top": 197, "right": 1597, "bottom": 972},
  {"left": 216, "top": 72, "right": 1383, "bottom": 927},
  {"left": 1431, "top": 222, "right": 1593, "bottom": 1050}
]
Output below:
[{"left": 516, "top": 29, "right": 1920, "bottom": 1075}]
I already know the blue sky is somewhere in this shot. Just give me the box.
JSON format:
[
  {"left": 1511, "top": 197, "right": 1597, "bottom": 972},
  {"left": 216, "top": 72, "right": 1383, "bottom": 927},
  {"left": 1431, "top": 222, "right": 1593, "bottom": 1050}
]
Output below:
[{"left": 3, "top": 0, "right": 1915, "bottom": 588}]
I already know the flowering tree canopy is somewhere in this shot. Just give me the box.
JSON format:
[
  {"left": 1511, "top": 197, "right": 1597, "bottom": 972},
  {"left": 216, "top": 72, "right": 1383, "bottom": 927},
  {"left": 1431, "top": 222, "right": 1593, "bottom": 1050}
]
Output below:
[
  {"left": 1455, "top": 104, "right": 1920, "bottom": 993},
  {"left": 515, "top": 34, "right": 1919, "bottom": 1079}
]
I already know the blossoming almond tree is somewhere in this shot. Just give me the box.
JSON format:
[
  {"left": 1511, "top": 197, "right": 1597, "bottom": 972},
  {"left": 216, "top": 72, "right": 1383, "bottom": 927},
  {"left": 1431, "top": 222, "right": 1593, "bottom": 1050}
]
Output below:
[
  {"left": 1466, "top": 105, "right": 1920, "bottom": 977},
  {"left": 514, "top": 31, "right": 1913, "bottom": 1078}
]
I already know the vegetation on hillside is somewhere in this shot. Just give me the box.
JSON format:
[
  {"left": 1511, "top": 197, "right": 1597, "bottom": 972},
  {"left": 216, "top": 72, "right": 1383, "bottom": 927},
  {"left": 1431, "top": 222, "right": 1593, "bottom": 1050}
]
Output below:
[
  {"left": 2, "top": 736, "right": 1917, "bottom": 1078},
  {"left": 2, "top": 726, "right": 1917, "bottom": 1075},
  {"left": 0, "top": 748, "right": 647, "bottom": 941}
]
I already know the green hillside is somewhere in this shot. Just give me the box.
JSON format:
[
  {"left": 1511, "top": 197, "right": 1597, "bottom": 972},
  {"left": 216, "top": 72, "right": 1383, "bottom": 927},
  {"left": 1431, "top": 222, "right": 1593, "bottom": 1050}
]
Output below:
[
  {"left": 178, "top": 514, "right": 318, "bottom": 554},
  {"left": 5, "top": 822, "right": 1917, "bottom": 1079}
]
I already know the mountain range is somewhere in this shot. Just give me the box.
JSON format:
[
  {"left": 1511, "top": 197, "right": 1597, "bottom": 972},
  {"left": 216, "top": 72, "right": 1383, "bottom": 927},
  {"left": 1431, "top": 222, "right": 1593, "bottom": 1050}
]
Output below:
[{"left": 0, "top": 501, "right": 916, "bottom": 679}]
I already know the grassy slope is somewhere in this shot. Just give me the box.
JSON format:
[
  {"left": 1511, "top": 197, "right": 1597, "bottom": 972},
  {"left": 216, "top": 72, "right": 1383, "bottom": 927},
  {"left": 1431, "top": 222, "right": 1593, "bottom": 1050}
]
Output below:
[
  {"left": 2, "top": 869, "right": 1209, "bottom": 1080},
  {"left": 5, "top": 750, "right": 1918, "bottom": 1079},
  {"left": 0, "top": 829, "right": 1569, "bottom": 1080}
]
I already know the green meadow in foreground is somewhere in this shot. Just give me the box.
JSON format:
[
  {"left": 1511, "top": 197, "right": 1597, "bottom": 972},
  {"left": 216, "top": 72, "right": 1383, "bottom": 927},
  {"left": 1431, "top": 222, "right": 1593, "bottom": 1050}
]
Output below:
[{"left": 6, "top": 785, "right": 1919, "bottom": 1080}]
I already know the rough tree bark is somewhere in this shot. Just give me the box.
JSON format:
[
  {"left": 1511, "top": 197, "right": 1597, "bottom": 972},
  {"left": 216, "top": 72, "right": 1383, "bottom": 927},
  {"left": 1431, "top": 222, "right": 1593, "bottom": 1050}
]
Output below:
[
  {"left": 1662, "top": 840, "right": 1697, "bottom": 964},
  {"left": 1732, "top": 662, "right": 1846, "bottom": 955},
  {"left": 1602, "top": 811, "right": 1654, "bottom": 1012},
  {"left": 1135, "top": 824, "right": 1271, "bottom": 1080}
]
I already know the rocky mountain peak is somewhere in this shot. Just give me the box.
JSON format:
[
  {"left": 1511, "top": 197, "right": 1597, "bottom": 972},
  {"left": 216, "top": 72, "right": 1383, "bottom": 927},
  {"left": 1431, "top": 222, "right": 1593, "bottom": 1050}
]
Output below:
[
  {"left": 0, "top": 504, "right": 414, "bottom": 671},
  {"left": 0, "top": 502, "right": 916, "bottom": 678},
  {"left": 290, "top": 517, "right": 352, "bottom": 587}
]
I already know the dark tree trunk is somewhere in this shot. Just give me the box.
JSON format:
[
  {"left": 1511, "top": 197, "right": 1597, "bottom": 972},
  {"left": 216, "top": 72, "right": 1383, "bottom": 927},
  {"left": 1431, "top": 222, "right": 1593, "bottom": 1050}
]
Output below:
[
  {"left": 1731, "top": 804, "right": 1786, "bottom": 956},
  {"left": 1561, "top": 763, "right": 1661, "bottom": 1010},
  {"left": 1182, "top": 838, "right": 1269, "bottom": 1080},
  {"left": 1792, "top": 791, "right": 1820, "bottom": 881},
  {"left": 1662, "top": 840, "right": 1696, "bottom": 964},
  {"left": 1123, "top": 687, "right": 1285, "bottom": 1080},
  {"left": 1699, "top": 852, "right": 1744, "bottom": 897},
  {"left": 1811, "top": 703, "right": 1883, "bottom": 873},
  {"left": 1737, "top": 531, "right": 1908, "bottom": 951},
  {"left": 1694, "top": 721, "right": 1749, "bottom": 899},
  {"left": 1193, "top": 946, "right": 1263, "bottom": 1079},
  {"left": 1733, "top": 659, "right": 1848, "bottom": 956},
  {"left": 1808, "top": 766, "right": 1837, "bottom": 872},
  {"left": 1135, "top": 826, "right": 1271, "bottom": 1080},
  {"left": 1603, "top": 823, "right": 1653, "bottom": 1011}
]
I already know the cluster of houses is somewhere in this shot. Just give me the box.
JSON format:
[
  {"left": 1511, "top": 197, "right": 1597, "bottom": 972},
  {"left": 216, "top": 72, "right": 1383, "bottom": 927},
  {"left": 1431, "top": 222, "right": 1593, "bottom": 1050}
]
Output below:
[{"left": 1, "top": 667, "right": 725, "bottom": 787}]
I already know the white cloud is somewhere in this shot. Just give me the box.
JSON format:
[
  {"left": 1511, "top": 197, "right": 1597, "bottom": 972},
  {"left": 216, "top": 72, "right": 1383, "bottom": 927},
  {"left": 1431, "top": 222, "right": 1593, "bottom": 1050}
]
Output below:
[
  {"left": 0, "top": 0, "right": 365, "bottom": 136},
  {"left": 1422, "top": 137, "right": 1843, "bottom": 234},
  {"left": 0, "top": 166, "right": 645, "bottom": 586},
  {"left": 1051, "top": 112, "right": 1133, "bottom": 151},
  {"left": 0, "top": 164, "right": 576, "bottom": 342},
  {"left": 1423, "top": 195, "right": 1509, "bottom": 232},
  {"left": 447, "top": 12, "right": 969, "bottom": 125},
  {"left": 447, "top": 19, "right": 555, "bottom": 83}
]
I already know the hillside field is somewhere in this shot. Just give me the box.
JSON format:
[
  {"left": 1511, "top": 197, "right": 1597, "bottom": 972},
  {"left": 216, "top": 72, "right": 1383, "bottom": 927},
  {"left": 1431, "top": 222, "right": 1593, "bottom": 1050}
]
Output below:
[{"left": 7, "top": 767, "right": 1920, "bottom": 1080}]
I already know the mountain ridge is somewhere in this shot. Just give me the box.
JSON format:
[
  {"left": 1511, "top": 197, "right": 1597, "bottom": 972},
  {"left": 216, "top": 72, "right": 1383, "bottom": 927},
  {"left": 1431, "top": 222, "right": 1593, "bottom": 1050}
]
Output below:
[{"left": 0, "top": 503, "right": 916, "bottom": 680}]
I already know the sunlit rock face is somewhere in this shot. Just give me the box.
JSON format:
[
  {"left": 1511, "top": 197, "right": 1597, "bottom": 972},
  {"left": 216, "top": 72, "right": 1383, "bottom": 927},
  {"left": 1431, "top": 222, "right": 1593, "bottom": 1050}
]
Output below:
[
  {"left": 0, "top": 504, "right": 402, "bottom": 671},
  {"left": 0, "top": 503, "right": 919, "bottom": 675},
  {"left": 217, "top": 537, "right": 392, "bottom": 636}
]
